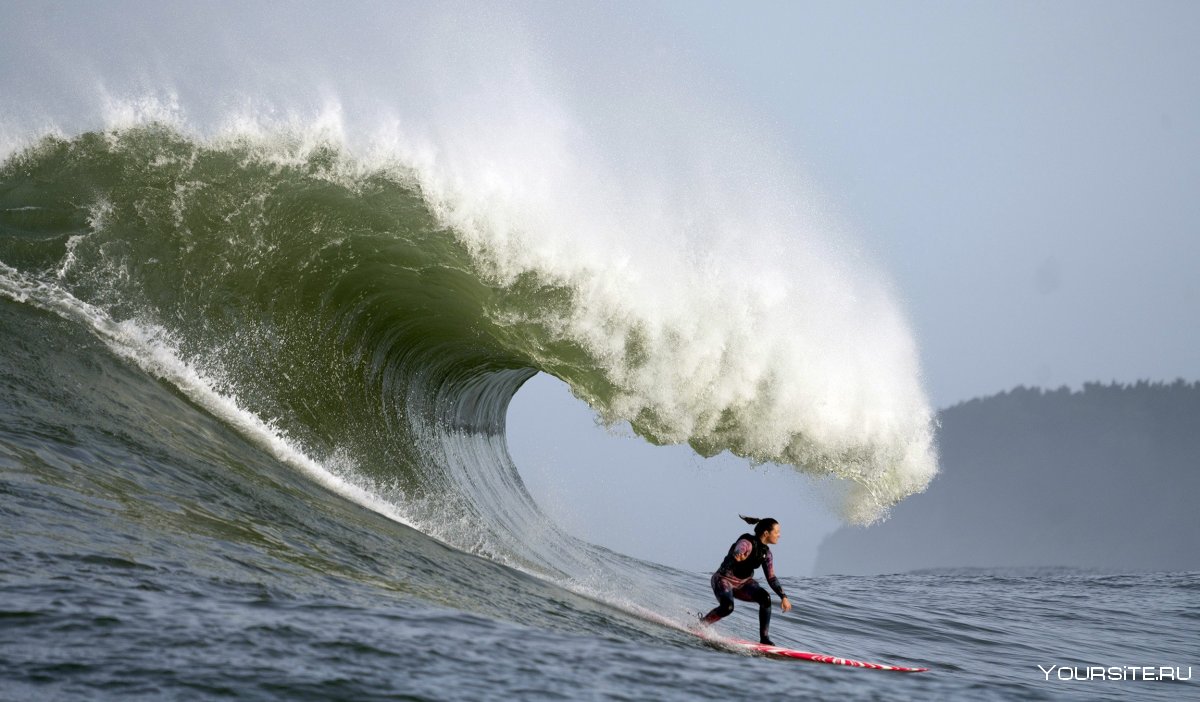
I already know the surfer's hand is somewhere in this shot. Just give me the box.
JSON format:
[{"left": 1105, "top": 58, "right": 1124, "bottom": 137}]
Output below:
[
  {"left": 733, "top": 552, "right": 748, "bottom": 562},
  {"left": 780, "top": 596, "right": 792, "bottom": 613}
]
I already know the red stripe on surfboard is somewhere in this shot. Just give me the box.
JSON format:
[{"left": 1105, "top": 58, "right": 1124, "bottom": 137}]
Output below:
[{"left": 727, "top": 638, "right": 929, "bottom": 672}]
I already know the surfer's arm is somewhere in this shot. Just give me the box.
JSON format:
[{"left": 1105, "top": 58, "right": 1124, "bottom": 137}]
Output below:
[
  {"left": 730, "top": 538, "right": 753, "bottom": 562},
  {"left": 762, "top": 551, "right": 790, "bottom": 608}
]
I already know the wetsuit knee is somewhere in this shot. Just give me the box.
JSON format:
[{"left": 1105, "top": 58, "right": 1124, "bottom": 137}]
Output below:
[{"left": 701, "top": 600, "right": 735, "bottom": 625}]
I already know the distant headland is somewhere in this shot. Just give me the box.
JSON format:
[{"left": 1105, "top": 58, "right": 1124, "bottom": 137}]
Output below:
[{"left": 813, "top": 381, "right": 1200, "bottom": 575}]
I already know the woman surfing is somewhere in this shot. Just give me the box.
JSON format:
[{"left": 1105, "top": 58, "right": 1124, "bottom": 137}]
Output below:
[
  {"left": 695, "top": 516, "right": 928, "bottom": 672},
  {"left": 699, "top": 515, "right": 791, "bottom": 645}
]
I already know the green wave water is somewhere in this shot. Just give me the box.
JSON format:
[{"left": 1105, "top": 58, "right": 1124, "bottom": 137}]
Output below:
[{"left": 1, "top": 122, "right": 936, "bottom": 575}]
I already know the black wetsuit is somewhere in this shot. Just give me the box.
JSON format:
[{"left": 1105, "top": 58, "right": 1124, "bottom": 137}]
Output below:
[{"left": 701, "top": 533, "right": 788, "bottom": 643}]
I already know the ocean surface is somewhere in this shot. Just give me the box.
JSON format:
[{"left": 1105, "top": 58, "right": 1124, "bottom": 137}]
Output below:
[{"left": 1, "top": 126, "right": 1196, "bottom": 701}]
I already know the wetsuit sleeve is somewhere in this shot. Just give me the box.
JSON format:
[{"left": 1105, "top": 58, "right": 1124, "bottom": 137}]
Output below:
[
  {"left": 731, "top": 538, "right": 753, "bottom": 560},
  {"left": 762, "top": 550, "right": 787, "bottom": 599}
]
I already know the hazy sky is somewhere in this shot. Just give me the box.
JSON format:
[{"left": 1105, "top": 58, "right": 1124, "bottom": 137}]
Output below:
[
  {"left": 3, "top": 1, "right": 1197, "bottom": 575},
  {"left": 663, "top": 1, "right": 1200, "bottom": 408},
  {"left": 514, "top": 1, "right": 1200, "bottom": 573}
]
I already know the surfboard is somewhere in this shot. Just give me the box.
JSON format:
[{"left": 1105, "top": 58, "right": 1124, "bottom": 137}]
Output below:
[{"left": 701, "top": 633, "right": 929, "bottom": 672}]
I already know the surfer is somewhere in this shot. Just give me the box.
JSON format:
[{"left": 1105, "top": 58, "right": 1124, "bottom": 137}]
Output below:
[{"left": 700, "top": 515, "right": 791, "bottom": 645}]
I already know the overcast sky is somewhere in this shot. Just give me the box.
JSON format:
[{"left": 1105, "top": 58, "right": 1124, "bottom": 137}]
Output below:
[
  {"left": 665, "top": 1, "right": 1199, "bottom": 408},
  {"left": 4, "top": 1, "right": 1197, "bottom": 575},
  {"left": 513, "top": 1, "right": 1200, "bottom": 573}
]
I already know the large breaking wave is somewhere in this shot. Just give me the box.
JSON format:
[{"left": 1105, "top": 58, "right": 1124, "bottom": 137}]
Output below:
[{"left": 0, "top": 106, "right": 936, "bottom": 582}]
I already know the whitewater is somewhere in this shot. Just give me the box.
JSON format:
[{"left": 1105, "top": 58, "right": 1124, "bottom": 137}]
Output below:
[{"left": 1, "top": 3, "right": 1195, "bottom": 700}]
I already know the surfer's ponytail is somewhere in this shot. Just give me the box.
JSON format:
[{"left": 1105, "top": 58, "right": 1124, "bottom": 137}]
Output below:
[{"left": 739, "top": 514, "right": 779, "bottom": 537}]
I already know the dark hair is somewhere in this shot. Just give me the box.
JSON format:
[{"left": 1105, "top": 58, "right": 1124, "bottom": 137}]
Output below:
[{"left": 739, "top": 514, "right": 779, "bottom": 537}]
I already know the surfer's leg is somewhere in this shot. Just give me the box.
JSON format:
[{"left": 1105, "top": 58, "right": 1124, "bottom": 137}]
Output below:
[
  {"left": 735, "top": 582, "right": 773, "bottom": 644},
  {"left": 702, "top": 574, "right": 736, "bottom": 624}
]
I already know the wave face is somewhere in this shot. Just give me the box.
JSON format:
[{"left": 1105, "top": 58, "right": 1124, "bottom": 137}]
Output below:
[{"left": 0, "top": 118, "right": 935, "bottom": 581}]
